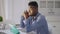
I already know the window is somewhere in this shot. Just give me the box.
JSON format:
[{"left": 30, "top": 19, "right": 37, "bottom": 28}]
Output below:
[
  {"left": 40, "top": 1, "right": 46, "bottom": 8},
  {"left": 47, "top": 1, "right": 54, "bottom": 8},
  {"left": 40, "top": 1, "right": 60, "bottom": 8},
  {"left": 55, "top": 1, "right": 60, "bottom": 8}
]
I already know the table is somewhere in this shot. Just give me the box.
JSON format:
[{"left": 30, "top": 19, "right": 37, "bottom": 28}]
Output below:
[
  {"left": 0, "top": 29, "right": 36, "bottom": 34},
  {"left": 0, "top": 29, "right": 26, "bottom": 34}
]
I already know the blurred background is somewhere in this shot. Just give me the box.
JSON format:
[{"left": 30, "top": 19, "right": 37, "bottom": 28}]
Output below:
[{"left": 0, "top": 0, "right": 60, "bottom": 34}]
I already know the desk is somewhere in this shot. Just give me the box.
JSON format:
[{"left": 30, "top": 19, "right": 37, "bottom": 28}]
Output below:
[
  {"left": 0, "top": 29, "right": 36, "bottom": 34},
  {"left": 0, "top": 29, "right": 26, "bottom": 34}
]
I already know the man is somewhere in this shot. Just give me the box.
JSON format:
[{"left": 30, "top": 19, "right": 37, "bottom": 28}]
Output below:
[{"left": 20, "top": 1, "right": 49, "bottom": 34}]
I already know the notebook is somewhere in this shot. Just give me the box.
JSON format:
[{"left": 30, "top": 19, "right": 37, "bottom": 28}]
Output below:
[{"left": 9, "top": 24, "right": 20, "bottom": 34}]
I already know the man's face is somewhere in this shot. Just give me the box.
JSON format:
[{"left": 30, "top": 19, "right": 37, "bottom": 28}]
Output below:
[{"left": 28, "top": 6, "right": 38, "bottom": 16}]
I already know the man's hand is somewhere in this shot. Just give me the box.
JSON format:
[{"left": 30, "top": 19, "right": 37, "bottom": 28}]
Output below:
[{"left": 23, "top": 10, "right": 29, "bottom": 19}]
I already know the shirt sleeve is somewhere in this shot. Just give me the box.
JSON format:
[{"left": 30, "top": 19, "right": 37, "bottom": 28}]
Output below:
[
  {"left": 21, "top": 16, "right": 48, "bottom": 33},
  {"left": 20, "top": 16, "right": 25, "bottom": 28},
  {"left": 24, "top": 15, "right": 48, "bottom": 33}
]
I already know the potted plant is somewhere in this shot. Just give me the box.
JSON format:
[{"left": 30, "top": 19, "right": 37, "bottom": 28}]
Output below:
[{"left": 0, "top": 16, "right": 3, "bottom": 22}]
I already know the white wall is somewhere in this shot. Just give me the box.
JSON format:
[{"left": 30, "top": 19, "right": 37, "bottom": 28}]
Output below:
[
  {"left": 0, "top": 0, "right": 60, "bottom": 24},
  {"left": 0, "top": 0, "right": 6, "bottom": 22},
  {"left": 1, "top": 0, "right": 60, "bottom": 24},
  {"left": 12, "top": 0, "right": 28, "bottom": 24},
  {"left": 2, "top": 0, "right": 29, "bottom": 24},
  {"left": 0, "top": 0, "right": 28, "bottom": 24},
  {"left": 0, "top": 0, "right": 2, "bottom": 16}
]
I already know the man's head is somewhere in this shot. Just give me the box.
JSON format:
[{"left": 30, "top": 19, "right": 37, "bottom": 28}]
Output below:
[{"left": 28, "top": 1, "right": 38, "bottom": 16}]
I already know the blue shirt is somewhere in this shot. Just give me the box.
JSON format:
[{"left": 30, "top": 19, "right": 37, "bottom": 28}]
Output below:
[{"left": 20, "top": 13, "right": 49, "bottom": 34}]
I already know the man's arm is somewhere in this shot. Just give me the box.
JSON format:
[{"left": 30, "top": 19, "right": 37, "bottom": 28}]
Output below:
[
  {"left": 20, "top": 11, "right": 29, "bottom": 28},
  {"left": 20, "top": 16, "right": 25, "bottom": 28}
]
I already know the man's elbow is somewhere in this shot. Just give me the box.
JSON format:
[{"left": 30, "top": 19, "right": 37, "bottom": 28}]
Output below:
[{"left": 20, "top": 24, "right": 25, "bottom": 28}]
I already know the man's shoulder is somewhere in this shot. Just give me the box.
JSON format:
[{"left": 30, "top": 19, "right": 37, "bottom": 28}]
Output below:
[
  {"left": 38, "top": 13, "right": 46, "bottom": 20},
  {"left": 38, "top": 13, "right": 45, "bottom": 18}
]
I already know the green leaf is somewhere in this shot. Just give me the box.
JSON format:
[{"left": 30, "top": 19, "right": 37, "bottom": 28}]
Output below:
[{"left": 0, "top": 16, "right": 3, "bottom": 22}]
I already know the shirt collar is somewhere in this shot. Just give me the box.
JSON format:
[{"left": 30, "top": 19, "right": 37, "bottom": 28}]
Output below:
[{"left": 33, "top": 12, "right": 40, "bottom": 19}]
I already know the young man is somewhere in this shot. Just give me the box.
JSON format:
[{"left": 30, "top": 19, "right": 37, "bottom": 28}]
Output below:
[{"left": 20, "top": 1, "right": 49, "bottom": 34}]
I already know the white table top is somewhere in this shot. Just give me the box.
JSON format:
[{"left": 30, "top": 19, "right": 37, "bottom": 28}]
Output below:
[
  {"left": 0, "top": 29, "right": 36, "bottom": 34},
  {"left": 0, "top": 29, "right": 26, "bottom": 34}
]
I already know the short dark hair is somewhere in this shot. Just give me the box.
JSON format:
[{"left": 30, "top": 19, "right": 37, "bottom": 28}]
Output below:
[{"left": 28, "top": 1, "right": 38, "bottom": 7}]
